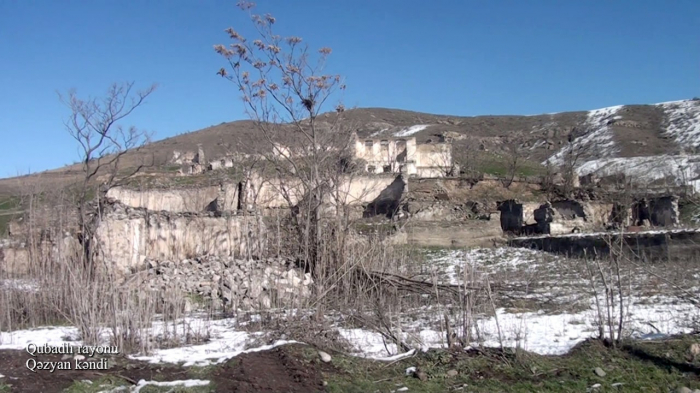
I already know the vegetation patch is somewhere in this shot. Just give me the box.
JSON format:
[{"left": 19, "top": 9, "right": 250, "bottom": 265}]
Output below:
[{"left": 323, "top": 337, "right": 700, "bottom": 393}]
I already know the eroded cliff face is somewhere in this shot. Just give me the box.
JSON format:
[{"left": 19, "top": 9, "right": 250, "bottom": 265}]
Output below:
[{"left": 96, "top": 204, "right": 265, "bottom": 273}]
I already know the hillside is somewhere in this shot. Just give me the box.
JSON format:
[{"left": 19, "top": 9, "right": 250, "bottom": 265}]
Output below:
[{"left": 1, "top": 99, "right": 699, "bottom": 195}]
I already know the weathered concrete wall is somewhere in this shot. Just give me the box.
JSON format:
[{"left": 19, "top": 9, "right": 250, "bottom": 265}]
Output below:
[
  {"left": 106, "top": 186, "right": 221, "bottom": 213},
  {"left": 0, "top": 236, "right": 81, "bottom": 276},
  {"left": 415, "top": 143, "right": 452, "bottom": 176},
  {"left": 333, "top": 175, "right": 398, "bottom": 206},
  {"left": 244, "top": 174, "right": 398, "bottom": 210},
  {"left": 96, "top": 204, "right": 265, "bottom": 274},
  {"left": 0, "top": 241, "right": 29, "bottom": 275}
]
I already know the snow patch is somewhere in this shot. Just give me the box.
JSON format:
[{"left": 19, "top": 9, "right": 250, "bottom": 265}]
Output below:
[
  {"left": 657, "top": 100, "right": 700, "bottom": 148},
  {"left": 546, "top": 105, "right": 623, "bottom": 166},
  {"left": 133, "top": 379, "right": 210, "bottom": 392},
  {"left": 0, "top": 279, "right": 39, "bottom": 292},
  {"left": 128, "top": 317, "right": 299, "bottom": 366},
  {"left": 576, "top": 154, "right": 700, "bottom": 192},
  {"left": 394, "top": 125, "right": 430, "bottom": 137},
  {"left": 0, "top": 326, "right": 81, "bottom": 349}
]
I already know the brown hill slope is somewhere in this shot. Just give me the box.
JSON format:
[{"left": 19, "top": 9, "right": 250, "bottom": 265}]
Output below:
[{"left": 2, "top": 99, "right": 698, "bottom": 195}]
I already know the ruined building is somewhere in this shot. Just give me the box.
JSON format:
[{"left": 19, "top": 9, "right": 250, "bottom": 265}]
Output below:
[{"left": 352, "top": 135, "right": 454, "bottom": 177}]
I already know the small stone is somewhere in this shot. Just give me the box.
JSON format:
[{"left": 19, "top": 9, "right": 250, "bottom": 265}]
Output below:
[
  {"left": 690, "top": 343, "right": 700, "bottom": 358},
  {"left": 318, "top": 350, "right": 332, "bottom": 363},
  {"left": 593, "top": 367, "right": 606, "bottom": 377},
  {"left": 322, "top": 381, "right": 328, "bottom": 387},
  {"left": 414, "top": 369, "right": 428, "bottom": 381},
  {"left": 676, "top": 387, "right": 692, "bottom": 393},
  {"left": 74, "top": 355, "right": 85, "bottom": 361},
  {"left": 61, "top": 354, "right": 71, "bottom": 361},
  {"left": 446, "top": 369, "right": 458, "bottom": 377}
]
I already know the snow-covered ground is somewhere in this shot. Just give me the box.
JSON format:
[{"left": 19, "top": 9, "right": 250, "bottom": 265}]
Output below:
[
  {"left": 338, "top": 247, "right": 699, "bottom": 357},
  {"left": 1, "top": 247, "right": 698, "bottom": 363},
  {"left": 0, "top": 316, "right": 297, "bottom": 367},
  {"left": 576, "top": 154, "right": 700, "bottom": 192}
]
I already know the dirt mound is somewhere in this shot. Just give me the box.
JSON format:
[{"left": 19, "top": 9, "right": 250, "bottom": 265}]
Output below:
[
  {"left": 211, "top": 345, "right": 325, "bottom": 392},
  {"left": 0, "top": 349, "right": 158, "bottom": 393},
  {"left": 0, "top": 344, "right": 326, "bottom": 392}
]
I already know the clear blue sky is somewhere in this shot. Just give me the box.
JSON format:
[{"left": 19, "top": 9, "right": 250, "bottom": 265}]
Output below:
[{"left": 1, "top": 0, "right": 698, "bottom": 177}]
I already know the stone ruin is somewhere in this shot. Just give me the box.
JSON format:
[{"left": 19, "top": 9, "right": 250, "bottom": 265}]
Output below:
[
  {"left": 138, "top": 256, "right": 313, "bottom": 310},
  {"left": 497, "top": 195, "right": 680, "bottom": 236}
]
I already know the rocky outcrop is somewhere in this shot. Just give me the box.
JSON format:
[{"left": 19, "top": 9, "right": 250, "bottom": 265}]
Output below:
[{"left": 138, "top": 256, "right": 312, "bottom": 310}]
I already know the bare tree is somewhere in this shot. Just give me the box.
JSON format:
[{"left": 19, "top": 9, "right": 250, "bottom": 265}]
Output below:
[
  {"left": 215, "top": 2, "right": 362, "bottom": 316},
  {"left": 59, "top": 81, "right": 157, "bottom": 267},
  {"left": 502, "top": 135, "right": 524, "bottom": 188}
]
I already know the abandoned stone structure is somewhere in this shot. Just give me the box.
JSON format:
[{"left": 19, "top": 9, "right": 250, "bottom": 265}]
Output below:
[
  {"left": 169, "top": 132, "right": 455, "bottom": 179},
  {"left": 172, "top": 144, "right": 209, "bottom": 175},
  {"left": 141, "top": 256, "right": 313, "bottom": 310},
  {"left": 497, "top": 195, "right": 679, "bottom": 236},
  {"left": 95, "top": 203, "right": 266, "bottom": 274},
  {"left": 353, "top": 135, "right": 453, "bottom": 177}
]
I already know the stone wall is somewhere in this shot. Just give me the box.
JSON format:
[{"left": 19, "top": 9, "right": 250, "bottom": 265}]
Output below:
[
  {"left": 138, "top": 256, "right": 312, "bottom": 310},
  {"left": 96, "top": 203, "right": 265, "bottom": 274}
]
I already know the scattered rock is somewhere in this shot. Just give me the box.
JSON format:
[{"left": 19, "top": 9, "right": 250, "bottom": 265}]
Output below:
[
  {"left": 405, "top": 366, "right": 416, "bottom": 376},
  {"left": 74, "top": 355, "right": 85, "bottom": 361},
  {"left": 414, "top": 369, "right": 428, "bottom": 381},
  {"left": 446, "top": 369, "right": 458, "bottom": 378},
  {"left": 690, "top": 343, "right": 700, "bottom": 359},
  {"left": 593, "top": 367, "right": 606, "bottom": 377},
  {"left": 676, "top": 387, "right": 692, "bottom": 393},
  {"left": 132, "top": 256, "right": 312, "bottom": 310},
  {"left": 318, "top": 350, "right": 332, "bottom": 363}
]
